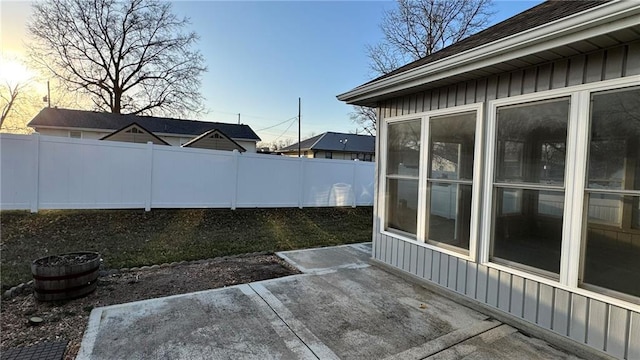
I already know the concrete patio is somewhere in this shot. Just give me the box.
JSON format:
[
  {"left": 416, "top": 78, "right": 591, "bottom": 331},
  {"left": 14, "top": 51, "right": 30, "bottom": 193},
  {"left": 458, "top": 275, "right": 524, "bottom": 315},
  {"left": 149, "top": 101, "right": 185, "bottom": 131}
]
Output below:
[{"left": 77, "top": 244, "right": 585, "bottom": 359}]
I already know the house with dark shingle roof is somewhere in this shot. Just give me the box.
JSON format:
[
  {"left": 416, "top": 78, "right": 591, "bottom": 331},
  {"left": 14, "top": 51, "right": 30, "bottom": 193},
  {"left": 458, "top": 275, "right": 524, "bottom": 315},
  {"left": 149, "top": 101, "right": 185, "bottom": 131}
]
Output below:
[
  {"left": 28, "top": 107, "right": 261, "bottom": 152},
  {"left": 279, "top": 132, "right": 375, "bottom": 161},
  {"left": 338, "top": 1, "right": 640, "bottom": 358}
]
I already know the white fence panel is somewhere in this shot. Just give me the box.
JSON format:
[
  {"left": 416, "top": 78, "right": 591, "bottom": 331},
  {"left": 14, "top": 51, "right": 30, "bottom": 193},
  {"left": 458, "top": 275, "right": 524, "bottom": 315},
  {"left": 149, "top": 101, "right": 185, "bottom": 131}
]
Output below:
[
  {"left": 0, "top": 134, "right": 33, "bottom": 209},
  {"left": 37, "top": 137, "right": 148, "bottom": 209},
  {"left": 303, "top": 159, "right": 355, "bottom": 207},
  {"left": 151, "top": 146, "right": 235, "bottom": 208},
  {"left": 236, "top": 154, "right": 301, "bottom": 207},
  {"left": 0, "top": 134, "right": 375, "bottom": 211}
]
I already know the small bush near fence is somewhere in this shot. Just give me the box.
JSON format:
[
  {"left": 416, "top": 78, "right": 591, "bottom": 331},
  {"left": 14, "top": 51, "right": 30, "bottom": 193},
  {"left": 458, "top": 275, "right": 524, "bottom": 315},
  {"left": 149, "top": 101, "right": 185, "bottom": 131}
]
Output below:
[{"left": 0, "top": 207, "right": 373, "bottom": 288}]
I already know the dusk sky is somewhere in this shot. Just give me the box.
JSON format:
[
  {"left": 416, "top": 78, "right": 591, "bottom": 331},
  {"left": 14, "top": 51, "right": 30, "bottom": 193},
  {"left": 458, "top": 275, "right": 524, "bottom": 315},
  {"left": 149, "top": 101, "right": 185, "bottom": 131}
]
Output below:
[{"left": 1, "top": 1, "right": 542, "bottom": 144}]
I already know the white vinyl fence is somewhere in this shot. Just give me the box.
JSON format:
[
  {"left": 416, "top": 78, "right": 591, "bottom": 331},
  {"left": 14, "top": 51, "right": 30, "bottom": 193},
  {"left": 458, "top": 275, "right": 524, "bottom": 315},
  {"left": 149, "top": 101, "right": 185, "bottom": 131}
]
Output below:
[{"left": 0, "top": 134, "right": 374, "bottom": 212}]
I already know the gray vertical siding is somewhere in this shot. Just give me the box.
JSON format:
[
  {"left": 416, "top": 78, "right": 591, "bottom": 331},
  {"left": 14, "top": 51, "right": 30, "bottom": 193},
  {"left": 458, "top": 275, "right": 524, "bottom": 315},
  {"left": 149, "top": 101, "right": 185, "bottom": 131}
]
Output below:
[{"left": 374, "top": 44, "right": 640, "bottom": 359}]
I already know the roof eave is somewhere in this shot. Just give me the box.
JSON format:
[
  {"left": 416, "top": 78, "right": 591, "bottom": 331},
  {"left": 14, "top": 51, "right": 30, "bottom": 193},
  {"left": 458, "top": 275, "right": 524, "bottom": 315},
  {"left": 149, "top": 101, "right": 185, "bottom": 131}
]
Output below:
[{"left": 337, "top": 1, "right": 640, "bottom": 106}]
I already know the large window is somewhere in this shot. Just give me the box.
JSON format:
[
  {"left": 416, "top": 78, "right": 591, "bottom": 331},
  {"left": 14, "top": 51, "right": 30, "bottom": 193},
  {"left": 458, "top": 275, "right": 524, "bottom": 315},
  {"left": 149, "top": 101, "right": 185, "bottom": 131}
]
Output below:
[
  {"left": 385, "top": 120, "right": 421, "bottom": 237},
  {"left": 490, "top": 98, "right": 569, "bottom": 278},
  {"left": 426, "top": 112, "right": 476, "bottom": 253},
  {"left": 581, "top": 87, "right": 640, "bottom": 299}
]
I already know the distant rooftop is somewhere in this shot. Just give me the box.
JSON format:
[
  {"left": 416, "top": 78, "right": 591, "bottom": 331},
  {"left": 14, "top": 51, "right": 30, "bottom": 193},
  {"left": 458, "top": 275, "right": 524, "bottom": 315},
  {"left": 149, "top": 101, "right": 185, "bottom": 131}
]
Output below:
[
  {"left": 28, "top": 107, "right": 261, "bottom": 141},
  {"left": 280, "top": 132, "right": 375, "bottom": 153}
]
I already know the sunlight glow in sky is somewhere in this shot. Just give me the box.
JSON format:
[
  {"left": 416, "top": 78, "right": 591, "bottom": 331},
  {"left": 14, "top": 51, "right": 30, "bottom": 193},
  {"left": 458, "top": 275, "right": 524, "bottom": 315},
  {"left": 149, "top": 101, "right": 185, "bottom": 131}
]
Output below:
[{"left": 0, "top": 1, "right": 542, "bottom": 143}]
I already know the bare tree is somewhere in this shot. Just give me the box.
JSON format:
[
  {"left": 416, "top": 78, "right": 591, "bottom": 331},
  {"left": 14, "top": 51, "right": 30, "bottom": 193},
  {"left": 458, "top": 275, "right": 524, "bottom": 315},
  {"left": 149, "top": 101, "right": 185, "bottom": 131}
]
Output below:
[
  {"left": 27, "top": 0, "right": 206, "bottom": 118},
  {"left": 351, "top": 0, "right": 493, "bottom": 133},
  {"left": 350, "top": 106, "right": 377, "bottom": 135},
  {"left": 0, "top": 81, "right": 28, "bottom": 129}
]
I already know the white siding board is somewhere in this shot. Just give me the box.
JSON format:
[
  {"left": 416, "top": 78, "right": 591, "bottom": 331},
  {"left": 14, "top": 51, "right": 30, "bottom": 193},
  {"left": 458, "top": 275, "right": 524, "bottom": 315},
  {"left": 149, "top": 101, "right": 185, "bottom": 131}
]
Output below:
[
  {"left": 448, "top": 85, "right": 457, "bottom": 108},
  {"left": 403, "top": 241, "right": 411, "bottom": 272},
  {"left": 629, "top": 311, "right": 640, "bottom": 360},
  {"left": 585, "top": 51, "right": 605, "bottom": 83},
  {"left": 498, "top": 271, "right": 511, "bottom": 312},
  {"left": 466, "top": 262, "right": 478, "bottom": 297},
  {"left": 587, "top": 299, "right": 607, "bottom": 351},
  {"left": 509, "top": 70, "right": 523, "bottom": 96},
  {"left": 524, "top": 279, "right": 539, "bottom": 323},
  {"left": 466, "top": 80, "right": 476, "bottom": 104},
  {"left": 447, "top": 255, "right": 457, "bottom": 289},
  {"left": 424, "top": 248, "right": 434, "bottom": 280},
  {"left": 604, "top": 46, "right": 625, "bottom": 80},
  {"left": 439, "top": 88, "right": 448, "bottom": 109},
  {"left": 456, "top": 258, "right": 467, "bottom": 294},
  {"left": 476, "top": 79, "right": 487, "bottom": 103},
  {"left": 510, "top": 275, "right": 525, "bottom": 318},
  {"left": 487, "top": 268, "right": 500, "bottom": 307},
  {"left": 409, "top": 243, "right": 418, "bottom": 275},
  {"left": 552, "top": 60, "right": 569, "bottom": 89},
  {"left": 476, "top": 265, "right": 488, "bottom": 302},
  {"left": 626, "top": 42, "right": 640, "bottom": 76},
  {"left": 553, "top": 289, "right": 571, "bottom": 336},
  {"left": 423, "top": 91, "right": 432, "bottom": 112},
  {"left": 431, "top": 91, "right": 439, "bottom": 111},
  {"left": 497, "top": 74, "right": 510, "bottom": 99},
  {"left": 439, "top": 253, "right": 449, "bottom": 286},
  {"left": 522, "top": 67, "right": 537, "bottom": 94},
  {"left": 417, "top": 246, "right": 426, "bottom": 278},
  {"left": 536, "top": 63, "right": 552, "bottom": 92},
  {"left": 385, "top": 235, "right": 393, "bottom": 264},
  {"left": 432, "top": 251, "right": 441, "bottom": 283},
  {"left": 606, "top": 306, "right": 628, "bottom": 359},
  {"left": 567, "top": 55, "right": 587, "bottom": 86},
  {"left": 538, "top": 284, "right": 554, "bottom": 329},
  {"left": 456, "top": 83, "right": 466, "bottom": 106},
  {"left": 486, "top": 76, "right": 499, "bottom": 101},
  {"left": 570, "top": 294, "right": 588, "bottom": 343}
]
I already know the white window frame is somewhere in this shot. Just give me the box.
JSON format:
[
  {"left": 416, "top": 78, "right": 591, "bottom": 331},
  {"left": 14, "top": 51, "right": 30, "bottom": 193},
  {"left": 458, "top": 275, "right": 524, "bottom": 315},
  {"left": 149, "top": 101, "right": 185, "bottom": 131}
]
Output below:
[
  {"left": 379, "top": 103, "right": 483, "bottom": 262},
  {"left": 479, "top": 75, "right": 640, "bottom": 311}
]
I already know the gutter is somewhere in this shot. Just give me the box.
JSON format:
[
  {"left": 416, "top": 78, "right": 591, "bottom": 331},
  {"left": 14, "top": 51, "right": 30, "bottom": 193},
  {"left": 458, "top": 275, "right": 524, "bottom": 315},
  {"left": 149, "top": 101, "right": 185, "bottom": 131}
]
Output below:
[{"left": 337, "top": 1, "right": 640, "bottom": 105}]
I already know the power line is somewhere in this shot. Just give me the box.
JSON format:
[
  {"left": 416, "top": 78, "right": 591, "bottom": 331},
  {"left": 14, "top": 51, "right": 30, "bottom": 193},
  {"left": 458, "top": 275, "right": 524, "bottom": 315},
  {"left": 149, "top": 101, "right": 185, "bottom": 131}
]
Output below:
[
  {"left": 255, "top": 116, "right": 298, "bottom": 131},
  {"left": 272, "top": 118, "right": 297, "bottom": 143},
  {"left": 209, "top": 109, "right": 294, "bottom": 123}
]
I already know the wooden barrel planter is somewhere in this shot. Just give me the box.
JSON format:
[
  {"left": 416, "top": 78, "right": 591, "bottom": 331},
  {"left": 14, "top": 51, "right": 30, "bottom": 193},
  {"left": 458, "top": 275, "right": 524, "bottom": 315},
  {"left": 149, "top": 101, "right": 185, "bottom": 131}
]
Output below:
[{"left": 31, "top": 252, "right": 101, "bottom": 302}]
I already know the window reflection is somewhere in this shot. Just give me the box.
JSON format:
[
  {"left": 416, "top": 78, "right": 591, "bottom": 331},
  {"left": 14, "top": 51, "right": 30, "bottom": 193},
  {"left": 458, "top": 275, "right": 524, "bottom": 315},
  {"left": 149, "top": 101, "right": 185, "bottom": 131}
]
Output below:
[
  {"left": 495, "top": 99, "right": 569, "bottom": 185},
  {"left": 386, "top": 179, "right": 418, "bottom": 236},
  {"left": 582, "top": 87, "right": 640, "bottom": 300},
  {"left": 427, "top": 112, "right": 475, "bottom": 253},
  {"left": 386, "top": 120, "right": 421, "bottom": 236},
  {"left": 491, "top": 98, "right": 569, "bottom": 276}
]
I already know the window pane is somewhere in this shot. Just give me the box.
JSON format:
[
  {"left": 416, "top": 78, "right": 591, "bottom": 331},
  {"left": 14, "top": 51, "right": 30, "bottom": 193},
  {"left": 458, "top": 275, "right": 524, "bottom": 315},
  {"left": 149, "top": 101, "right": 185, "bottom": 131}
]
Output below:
[
  {"left": 588, "top": 87, "right": 640, "bottom": 191},
  {"left": 428, "top": 183, "right": 471, "bottom": 251},
  {"left": 386, "top": 179, "right": 418, "bottom": 235},
  {"left": 492, "top": 188, "right": 564, "bottom": 275},
  {"left": 582, "top": 194, "right": 640, "bottom": 298},
  {"left": 495, "top": 98, "right": 569, "bottom": 185},
  {"left": 387, "top": 120, "right": 421, "bottom": 177},
  {"left": 429, "top": 112, "right": 475, "bottom": 181}
]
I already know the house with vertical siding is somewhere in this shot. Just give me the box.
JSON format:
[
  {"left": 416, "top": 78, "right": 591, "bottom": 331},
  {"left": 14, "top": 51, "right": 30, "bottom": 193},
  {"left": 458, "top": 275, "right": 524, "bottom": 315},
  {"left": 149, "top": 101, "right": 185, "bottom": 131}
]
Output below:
[{"left": 338, "top": 1, "right": 640, "bottom": 359}]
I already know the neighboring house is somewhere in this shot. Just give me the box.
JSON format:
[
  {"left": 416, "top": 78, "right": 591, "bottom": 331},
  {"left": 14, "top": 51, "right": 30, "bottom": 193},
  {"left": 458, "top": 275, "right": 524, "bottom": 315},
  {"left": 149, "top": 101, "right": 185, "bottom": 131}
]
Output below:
[
  {"left": 28, "top": 107, "right": 261, "bottom": 152},
  {"left": 100, "top": 123, "right": 170, "bottom": 146},
  {"left": 338, "top": 1, "right": 640, "bottom": 359},
  {"left": 280, "top": 132, "right": 375, "bottom": 161},
  {"left": 181, "top": 129, "right": 246, "bottom": 152}
]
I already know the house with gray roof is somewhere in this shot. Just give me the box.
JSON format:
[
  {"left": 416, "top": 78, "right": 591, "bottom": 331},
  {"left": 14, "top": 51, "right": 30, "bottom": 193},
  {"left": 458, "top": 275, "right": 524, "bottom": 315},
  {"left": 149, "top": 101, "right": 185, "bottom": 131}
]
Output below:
[
  {"left": 338, "top": 1, "right": 640, "bottom": 358},
  {"left": 28, "top": 107, "right": 261, "bottom": 152},
  {"left": 279, "top": 132, "right": 375, "bottom": 161}
]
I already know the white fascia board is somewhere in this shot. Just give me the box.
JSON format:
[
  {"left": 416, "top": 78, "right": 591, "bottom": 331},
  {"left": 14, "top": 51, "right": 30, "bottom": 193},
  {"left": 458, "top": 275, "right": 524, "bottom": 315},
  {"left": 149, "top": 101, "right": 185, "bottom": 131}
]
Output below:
[{"left": 338, "top": 1, "right": 640, "bottom": 104}]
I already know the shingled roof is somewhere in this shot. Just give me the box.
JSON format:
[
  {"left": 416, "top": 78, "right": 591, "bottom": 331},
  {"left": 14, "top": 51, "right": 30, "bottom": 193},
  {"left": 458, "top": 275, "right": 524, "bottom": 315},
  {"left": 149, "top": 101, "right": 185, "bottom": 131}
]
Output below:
[
  {"left": 280, "top": 132, "right": 375, "bottom": 153},
  {"left": 369, "top": 1, "right": 608, "bottom": 84},
  {"left": 28, "top": 107, "right": 261, "bottom": 141}
]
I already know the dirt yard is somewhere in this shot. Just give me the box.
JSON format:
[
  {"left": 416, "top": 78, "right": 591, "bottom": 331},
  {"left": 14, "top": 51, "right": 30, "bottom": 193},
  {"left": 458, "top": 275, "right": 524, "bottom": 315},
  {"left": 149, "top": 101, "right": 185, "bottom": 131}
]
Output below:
[{"left": 0, "top": 254, "right": 300, "bottom": 359}]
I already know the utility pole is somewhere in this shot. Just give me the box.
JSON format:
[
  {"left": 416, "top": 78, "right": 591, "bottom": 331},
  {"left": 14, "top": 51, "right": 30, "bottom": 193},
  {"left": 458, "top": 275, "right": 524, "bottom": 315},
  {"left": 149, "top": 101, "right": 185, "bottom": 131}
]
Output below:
[
  {"left": 237, "top": 113, "right": 240, "bottom": 124},
  {"left": 298, "top": 97, "right": 301, "bottom": 158}
]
